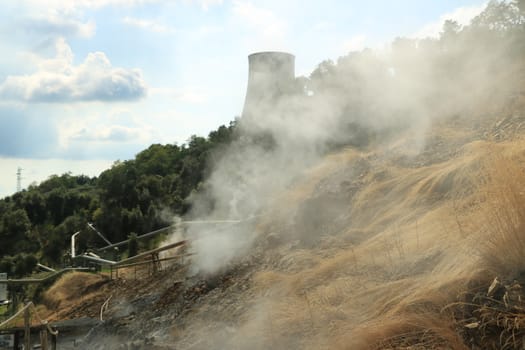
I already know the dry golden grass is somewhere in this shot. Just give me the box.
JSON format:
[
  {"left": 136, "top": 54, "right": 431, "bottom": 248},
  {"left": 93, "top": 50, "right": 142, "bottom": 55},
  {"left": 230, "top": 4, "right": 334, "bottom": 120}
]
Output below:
[
  {"left": 173, "top": 134, "right": 525, "bottom": 350},
  {"left": 337, "top": 313, "right": 468, "bottom": 350},
  {"left": 42, "top": 271, "right": 108, "bottom": 310},
  {"left": 167, "top": 133, "right": 525, "bottom": 350},
  {"left": 440, "top": 144, "right": 525, "bottom": 348},
  {"left": 240, "top": 131, "right": 525, "bottom": 349},
  {"left": 476, "top": 151, "right": 525, "bottom": 279}
]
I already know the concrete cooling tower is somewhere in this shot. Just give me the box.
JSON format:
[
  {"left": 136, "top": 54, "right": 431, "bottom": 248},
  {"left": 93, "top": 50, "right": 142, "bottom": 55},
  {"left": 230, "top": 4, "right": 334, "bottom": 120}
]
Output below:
[{"left": 241, "top": 51, "right": 295, "bottom": 122}]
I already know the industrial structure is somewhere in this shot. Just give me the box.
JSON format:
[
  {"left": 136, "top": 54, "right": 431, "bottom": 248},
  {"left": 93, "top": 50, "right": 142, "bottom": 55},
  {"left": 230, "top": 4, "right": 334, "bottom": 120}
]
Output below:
[
  {"left": 16, "top": 168, "right": 22, "bottom": 193},
  {"left": 241, "top": 51, "right": 296, "bottom": 122}
]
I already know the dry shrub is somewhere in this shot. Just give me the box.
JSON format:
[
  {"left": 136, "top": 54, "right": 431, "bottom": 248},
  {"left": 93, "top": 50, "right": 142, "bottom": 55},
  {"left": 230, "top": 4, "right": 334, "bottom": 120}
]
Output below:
[{"left": 42, "top": 271, "right": 108, "bottom": 310}]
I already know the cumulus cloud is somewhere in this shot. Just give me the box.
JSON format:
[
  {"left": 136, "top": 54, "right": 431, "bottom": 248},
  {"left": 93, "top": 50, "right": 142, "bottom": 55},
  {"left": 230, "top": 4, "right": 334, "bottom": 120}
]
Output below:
[
  {"left": 0, "top": 38, "right": 147, "bottom": 103},
  {"left": 21, "top": 0, "right": 159, "bottom": 12},
  {"left": 54, "top": 108, "right": 157, "bottom": 158},
  {"left": 70, "top": 124, "right": 152, "bottom": 142},
  {"left": 19, "top": 13, "right": 95, "bottom": 39},
  {"left": 21, "top": 0, "right": 222, "bottom": 13},
  {"left": 182, "top": 0, "right": 224, "bottom": 10},
  {"left": 412, "top": 3, "right": 487, "bottom": 38},
  {"left": 0, "top": 105, "right": 153, "bottom": 160},
  {"left": 198, "top": 0, "right": 224, "bottom": 10}
]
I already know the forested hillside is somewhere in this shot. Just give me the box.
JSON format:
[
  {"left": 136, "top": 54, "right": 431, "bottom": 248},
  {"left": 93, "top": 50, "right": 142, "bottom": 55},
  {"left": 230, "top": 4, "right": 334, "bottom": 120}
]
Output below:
[{"left": 0, "top": 122, "right": 236, "bottom": 276}]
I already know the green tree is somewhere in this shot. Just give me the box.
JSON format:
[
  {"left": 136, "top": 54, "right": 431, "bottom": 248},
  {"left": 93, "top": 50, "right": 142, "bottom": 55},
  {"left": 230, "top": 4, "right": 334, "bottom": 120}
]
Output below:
[
  {"left": 13, "top": 254, "right": 37, "bottom": 278},
  {"left": 0, "top": 209, "right": 33, "bottom": 255}
]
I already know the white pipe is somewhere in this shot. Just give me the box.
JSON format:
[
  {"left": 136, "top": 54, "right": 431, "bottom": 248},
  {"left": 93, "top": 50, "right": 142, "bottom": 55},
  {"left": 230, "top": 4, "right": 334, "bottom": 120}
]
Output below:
[
  {"left": 71, "top": 231, "right": 81, "bottom": 258},
  {"left": 87, "top": 223, "right": 112, "bottom": 246},
  {"left": 36, "top": 263, "right": 56, "bottom": 272},
  {"left": 78, "top": 254, "right": 116, "bottom": 265}
]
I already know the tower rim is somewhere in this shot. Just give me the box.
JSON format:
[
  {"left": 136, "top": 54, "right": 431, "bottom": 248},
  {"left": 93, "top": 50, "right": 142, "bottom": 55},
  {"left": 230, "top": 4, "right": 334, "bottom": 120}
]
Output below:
[{"left": 248, "top": 51, "right": 295, "bottom": 59}]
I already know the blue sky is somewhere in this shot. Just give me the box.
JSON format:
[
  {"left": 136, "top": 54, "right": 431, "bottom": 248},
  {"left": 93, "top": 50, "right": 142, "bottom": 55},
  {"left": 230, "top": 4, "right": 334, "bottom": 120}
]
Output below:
[{"left": 0, "top": 0, "right": 487, "bottom": 198}]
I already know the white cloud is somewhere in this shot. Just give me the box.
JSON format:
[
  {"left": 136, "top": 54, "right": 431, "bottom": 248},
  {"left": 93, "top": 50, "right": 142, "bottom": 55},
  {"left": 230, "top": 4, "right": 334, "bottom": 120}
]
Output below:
[
  {"left": 184, "top": 0, "right": 224, "bottom": 11},
  {"left": 21, "top": 0, "right": 221, "bottom": 12},
  {"left": 22, "top": 0, "right": 159, "bottom": 12},
  {"left": 341, "top": 34, "right": 368, "bottom": 53},
  {"left": 413, "top": 2, "right": 487, "bottom": 38},
  {"left": 81, "top": 0, "right": 157, "bottom": 7},
  {"left": 20, "top": 12, "right": 96, "bottom": 38},
  {"left": 55, "top": 110, "right": 158, "bottom": 160},
  {"left": 50, "top": 105, "right": 156, "bottom": 151},
  {"left": 122, "top": 16, "right": 224, "bottom": 39},
  {"left": 0, "top": 38, "right": 147, "bottom": 103},
  {"left": 70, "top": 124, "right": 152, "bottom": 142},
  {"left": 122, "top": 16, "right": 176, "bottom": 33},
  {"left": 232, "top": 1, "right": 288, "bottom": 50}
]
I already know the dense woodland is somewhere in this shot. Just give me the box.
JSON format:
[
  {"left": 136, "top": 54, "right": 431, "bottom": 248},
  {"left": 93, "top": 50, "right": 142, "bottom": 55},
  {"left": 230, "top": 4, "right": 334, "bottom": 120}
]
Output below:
[
  {"left": 1, "top": 0, "right": 524, "bottom": 277},
  {"left": 0, "top": 122, "right": 237, "bottom": 277}
]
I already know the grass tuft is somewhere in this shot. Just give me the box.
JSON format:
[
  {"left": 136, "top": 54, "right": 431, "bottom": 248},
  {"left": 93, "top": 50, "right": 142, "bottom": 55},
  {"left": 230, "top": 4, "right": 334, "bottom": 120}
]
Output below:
[{"left": 479, "top": 154, "right": 525, "bottom": 279}]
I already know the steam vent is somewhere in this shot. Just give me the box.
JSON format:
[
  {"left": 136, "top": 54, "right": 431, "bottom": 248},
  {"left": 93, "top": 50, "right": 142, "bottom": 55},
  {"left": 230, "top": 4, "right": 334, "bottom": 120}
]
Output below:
[{"left": 241, "top": 51, "right": 295, "bottom": 121}]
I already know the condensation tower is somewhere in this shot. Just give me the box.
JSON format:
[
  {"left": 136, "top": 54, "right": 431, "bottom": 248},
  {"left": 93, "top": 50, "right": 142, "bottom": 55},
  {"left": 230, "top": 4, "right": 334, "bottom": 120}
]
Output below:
[{"left": 241, "top": 51, "right": 295, "bottom": 122}]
